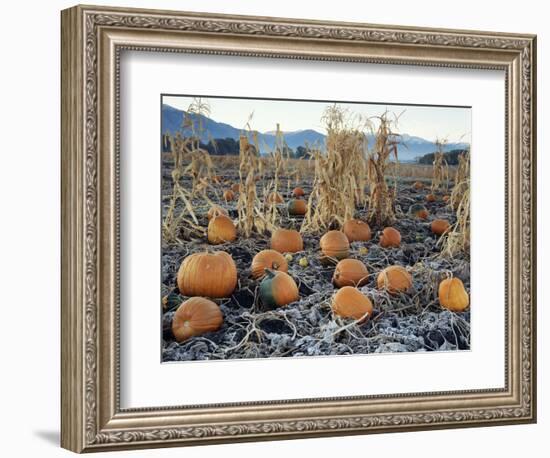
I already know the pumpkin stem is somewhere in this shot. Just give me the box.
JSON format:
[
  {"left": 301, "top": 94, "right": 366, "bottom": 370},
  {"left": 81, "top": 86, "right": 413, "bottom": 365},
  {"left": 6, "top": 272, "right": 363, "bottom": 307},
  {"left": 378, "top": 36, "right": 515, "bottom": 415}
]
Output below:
[
  {"left": 264, "top": 268, "right": 277, "bottom": 278},
  {"left": 271, "top": 262, "right": 280, "bottom": 270}
]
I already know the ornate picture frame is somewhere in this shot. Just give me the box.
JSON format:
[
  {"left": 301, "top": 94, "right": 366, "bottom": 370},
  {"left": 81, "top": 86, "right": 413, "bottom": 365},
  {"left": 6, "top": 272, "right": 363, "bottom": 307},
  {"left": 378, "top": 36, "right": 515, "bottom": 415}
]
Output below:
[{"left": 61, "top": 4, "right": 536, "bottom": 453}]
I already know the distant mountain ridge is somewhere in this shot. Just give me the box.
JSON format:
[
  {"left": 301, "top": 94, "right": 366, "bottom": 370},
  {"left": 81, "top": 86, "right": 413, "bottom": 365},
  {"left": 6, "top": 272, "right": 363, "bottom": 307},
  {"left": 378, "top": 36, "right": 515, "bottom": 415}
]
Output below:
[{"left": 162, "top": 103, "right": 469, "bottom": 161}]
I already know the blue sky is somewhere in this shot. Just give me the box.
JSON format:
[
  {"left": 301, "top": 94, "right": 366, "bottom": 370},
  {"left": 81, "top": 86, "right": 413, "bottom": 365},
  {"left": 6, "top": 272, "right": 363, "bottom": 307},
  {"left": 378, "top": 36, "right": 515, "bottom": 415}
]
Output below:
[{"left": 163, "top": 95, "right": 471, "bottom": 144}]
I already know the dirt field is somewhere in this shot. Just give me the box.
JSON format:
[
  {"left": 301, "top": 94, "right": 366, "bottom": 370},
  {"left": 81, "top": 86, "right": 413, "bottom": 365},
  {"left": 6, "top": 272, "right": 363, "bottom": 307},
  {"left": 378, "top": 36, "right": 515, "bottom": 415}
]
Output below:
[{"left": 161, "top": 156, "right": 470, "bottom": 362}]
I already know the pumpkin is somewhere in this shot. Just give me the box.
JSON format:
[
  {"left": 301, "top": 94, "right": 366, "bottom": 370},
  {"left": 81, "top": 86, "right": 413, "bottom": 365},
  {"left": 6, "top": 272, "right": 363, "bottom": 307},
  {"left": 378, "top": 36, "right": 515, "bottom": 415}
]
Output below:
[
  {"left": 177, "top": 251, "right": 237, "bottom": 298},
  {"left": 207, "top": 205, "right": 228, "bottom": 220},
  {"left": 270, "top": 228, "right": 303, "bottom": 253},
  {"left": 266, "top": 192, "right": 283, "bottom": 204},
  {"left": 377, "top": 265, "right": 412, "bottom": 294},
  {"left": 331, "top": 286, "right": 373, "bottom": 321},
  {"left": 207, "top": 215, "right": 237, "bottom": 245},
  {"left": 431, "top": 219, "right": 451, "bottom": 236},
  {"left": 259, "top": 270, "right": 299, "bottom": 309},
  {"left": 223, "top": 189, "right": 235, "bottom": 202},
  {"left": 332, "top": 259, "right": 369, "bottom": 288},
  {"left": 442, "top": 195, "right": 450, "bottom": 203},
  {"left": 409, "top": 203, "right": 429, "bottom": 220},
  {"left": 379, "top": 227, "right": 401, "bottom": 248},
  {"left": 171, "top": 297, "right": 223, "bottom": 342},
  {"left": 413, "top": 181, "right": 424, "bottom": 190},
  {"left": 320, "top": 230, "right": 350, "bottom": 263},
  {"left": 231, "top": 183, "right": 241, "bottom": 193},
  {"left": 292, "top": 187, "right": 305, "bottom": 197},
  {"left": 426, "top": 193, "right": 436, "bottom": 202},
  {"left": 439, "top": 277, "right": 469, "bottom": 312},
  {"left": 288, "top": 199, "right": 307, "bottom": 216},
  {"left": 343, "top": 219, "right": 372, "bottom": 242},
  {"left": 250, "top": 249, "right": 288, "bottom": 279}
]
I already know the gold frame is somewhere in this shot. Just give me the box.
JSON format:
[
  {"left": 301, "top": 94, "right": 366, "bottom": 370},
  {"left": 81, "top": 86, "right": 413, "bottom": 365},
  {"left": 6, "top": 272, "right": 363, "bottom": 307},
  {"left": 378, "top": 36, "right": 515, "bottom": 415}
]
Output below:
[{"left": 61, "top": 4, "right": 537, "bottom": 453}]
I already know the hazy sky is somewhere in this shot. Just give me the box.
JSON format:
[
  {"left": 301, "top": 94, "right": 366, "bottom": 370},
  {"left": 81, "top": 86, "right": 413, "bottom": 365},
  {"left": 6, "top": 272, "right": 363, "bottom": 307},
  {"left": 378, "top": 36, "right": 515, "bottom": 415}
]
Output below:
[{"left": 163, "top": 95, "right": 471, "bottom": 144}]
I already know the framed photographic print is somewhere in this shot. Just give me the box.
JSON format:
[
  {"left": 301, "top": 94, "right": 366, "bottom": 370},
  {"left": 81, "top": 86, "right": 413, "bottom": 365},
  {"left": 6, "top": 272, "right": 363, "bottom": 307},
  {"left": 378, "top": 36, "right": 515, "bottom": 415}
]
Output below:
[{"left": 61, "top": 4, "right": 537, "bottom": 453}]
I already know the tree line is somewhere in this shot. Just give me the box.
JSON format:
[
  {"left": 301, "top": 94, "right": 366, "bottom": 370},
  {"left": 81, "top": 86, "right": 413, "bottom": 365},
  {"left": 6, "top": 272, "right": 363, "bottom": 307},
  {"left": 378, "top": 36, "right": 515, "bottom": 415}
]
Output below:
[
  {"left": 417, "top": 149, "right": 469, "bottom": 166},
  {"left": 162, "top": 134, "right": 310, "bottom": 159}
]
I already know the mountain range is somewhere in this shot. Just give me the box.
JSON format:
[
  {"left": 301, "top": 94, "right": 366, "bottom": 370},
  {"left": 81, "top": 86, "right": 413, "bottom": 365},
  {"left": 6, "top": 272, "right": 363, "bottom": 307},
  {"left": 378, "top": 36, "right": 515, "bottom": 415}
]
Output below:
[{"left": 162, "top": 103, "right": 469, "bottom": 162}]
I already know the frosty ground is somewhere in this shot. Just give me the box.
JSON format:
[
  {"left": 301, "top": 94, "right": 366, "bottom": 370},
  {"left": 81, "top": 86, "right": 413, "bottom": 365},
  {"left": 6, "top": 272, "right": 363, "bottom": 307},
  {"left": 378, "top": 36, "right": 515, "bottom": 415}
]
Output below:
[{"left": 161, "top": 161, "right": 470, "bottom": 362}]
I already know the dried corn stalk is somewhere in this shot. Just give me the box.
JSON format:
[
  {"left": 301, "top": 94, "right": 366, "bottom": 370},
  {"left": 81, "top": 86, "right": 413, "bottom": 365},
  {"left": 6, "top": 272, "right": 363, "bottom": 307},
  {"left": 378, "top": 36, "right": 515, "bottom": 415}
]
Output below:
[
  {"left": 262, "top": 125, "right": 285, "bottom": 230},
  {"left": 431, "top": 138, "right": 449, "bottom": 192},
  {"left": 236, "top": 134, "right": 264, "bottom": 236},
  {"left": 439, "top": 147, "right": 470, "bottom": 256},
  {"left": 162, "top": 133, "right": 204, "bottom": 243},
  {"left": 301, "top": 105, "right": 368, "bottom": 233},
  {"left": 162, "top": 98, "right": 214, "bottom": 243},
  {"left": 366, "top": 112, "right": 400, "bottom": 227},
  {"left": 440, "top": 178, "right": 470, "bottom": 257},
  {"left": 455, "top": 149, "right": 470, "bottom": 185}
]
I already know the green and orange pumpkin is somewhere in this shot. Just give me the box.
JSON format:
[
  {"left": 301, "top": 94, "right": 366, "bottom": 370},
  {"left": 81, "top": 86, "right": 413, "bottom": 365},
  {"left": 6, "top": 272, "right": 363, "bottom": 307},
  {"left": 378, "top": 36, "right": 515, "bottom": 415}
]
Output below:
[
  {"left": 288, "top": 199, "right": 307, "bottom": 216},
  {"left": 409, "top": 203, "right": 429, "bottom": 220},
  {"left": 250, "top": 249, "right": 288, "bottom": 279},
  {"left": 259, "top": 270, "right": 299, "bottom": 309}
]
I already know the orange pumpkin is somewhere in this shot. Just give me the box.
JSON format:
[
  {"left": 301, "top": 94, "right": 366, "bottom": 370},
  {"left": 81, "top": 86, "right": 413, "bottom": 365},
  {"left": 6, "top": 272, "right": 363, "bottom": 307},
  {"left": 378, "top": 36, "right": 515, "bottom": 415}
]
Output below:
[
  {"left": 259, "top": 270, "right": 299, "bottom": 309},
  {"left": 251, "top": 249, "right": 288, "bottom": 279},
  {"left": 177, "top": 251, "right": 237, "bottom": 298},
  {"left": 332, "top": 259, "right": 369, "bottom": 288},
  {"left": 288, "top": 199, "right": 307, "bottom": 216},
  {"left": 409, "top": 203, "right": 429, "bottom": 220},
  {"left": 413, "top": 181, "right": 424, "bottom": 190},
  {"left": 207, "top": 215, "right": 237, "bottom": 245},
  {"left": 379, "top": 227, "right": 401, "bottom": 248},
  {"left": 431, "top": 219, "right": 451, "bottom": 236},
  {"left": 331, "top": 286, "right": 373, "bottom": 321},
  {"left": 231, "top": 183, "right": 241, "bottom": 193},
  {"left": 377, "top": 265, "right": 412, "bottom": 294},
  {"left": 223, "top": 189, "right": 235, "bottom": 202},
  {"left": 266, "top": 192, "right": 284, "bottom": 204},
  {"left": 207, "top": 205, "right": 228, "bottom": 220},
  {"left": 320, "top": 230, "right": 350, "bottom": 263},
  {"left": 426, "top": 193, "right": 436, "bottom": 202},
  {"left": 343, "top": 219, "right": 372, "bottom": 242},
  {"left": 172, "top": 297, "right": 223, "bottom": 342},
  {"left": 439, "top": 277, "right": 469, "bottom": 312},
  {"left": 270, "top": 228, "right": 303, "bottom": 253},
  {"left": 292, "top": 187, "right": 305, "bottom": 198}
]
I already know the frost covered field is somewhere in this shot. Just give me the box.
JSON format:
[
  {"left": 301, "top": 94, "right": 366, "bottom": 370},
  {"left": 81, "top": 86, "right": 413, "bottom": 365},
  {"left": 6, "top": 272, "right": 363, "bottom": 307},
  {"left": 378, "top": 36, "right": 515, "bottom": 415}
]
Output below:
[{"left": 161, "top": 156, "right": 470, "bottom": 362}]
